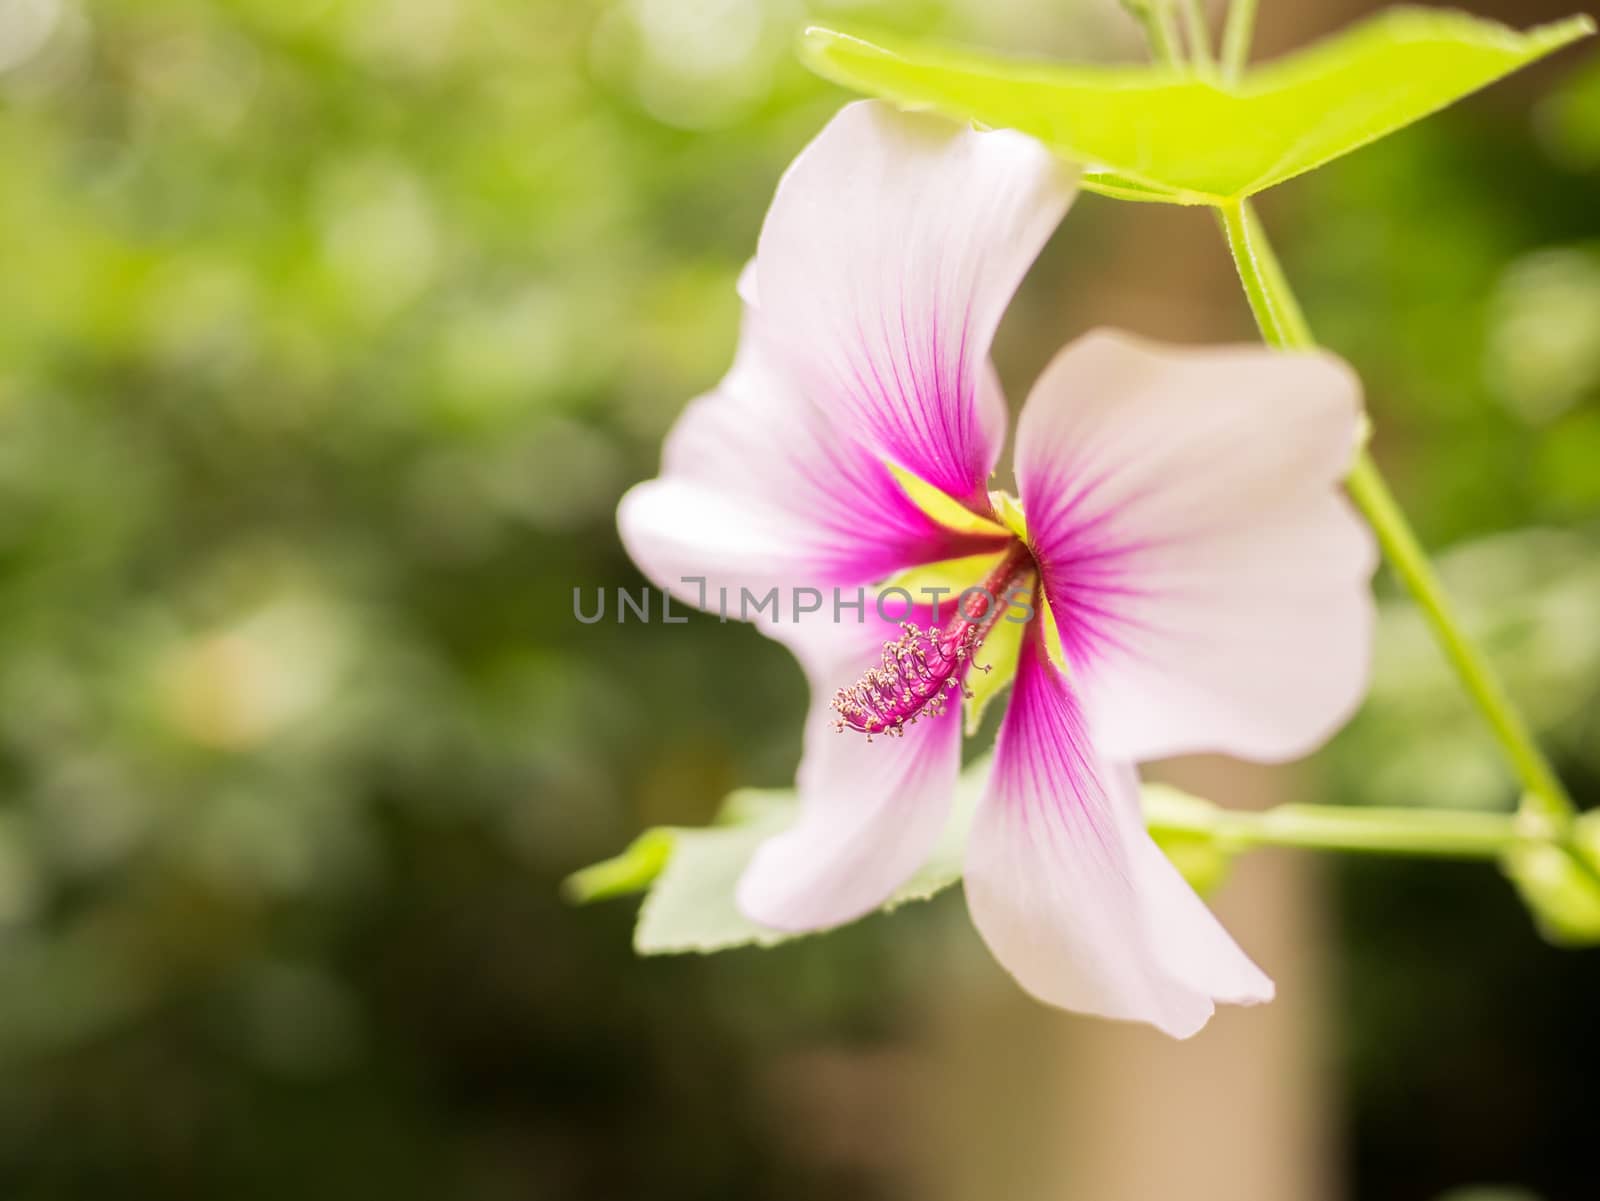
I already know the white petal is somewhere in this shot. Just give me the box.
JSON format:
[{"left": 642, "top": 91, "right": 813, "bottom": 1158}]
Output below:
[
  {"left": 755, "top": 101, "right": 1076, "bottom": 508},
  {"left": 620, "top": 320, "right": 1005, "bottom": 618},
  {"left": 737, "top": 609, "right": 963, "bottom": 930},
  {"left": 1014, "top": 329, "right": 1376, "bottom": 762},
  {"left": 964, "top": 640, "right": 1273, "bottom": 1037}
]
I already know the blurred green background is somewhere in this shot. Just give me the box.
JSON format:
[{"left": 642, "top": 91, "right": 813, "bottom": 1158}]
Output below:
[{"left": 0, "top": 0, "right": 1595, "bottom": 1198}]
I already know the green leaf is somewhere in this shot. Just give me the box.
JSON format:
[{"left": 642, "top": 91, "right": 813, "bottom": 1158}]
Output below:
[
  {"left": 632, "top": 758, "right": 991, "bottom": 955},
  {"left": 633, "top": 803, "right": 794, "bottom": 954},
  {"left": 801, "top": 8, "right": 1594, "bottom": 205}
]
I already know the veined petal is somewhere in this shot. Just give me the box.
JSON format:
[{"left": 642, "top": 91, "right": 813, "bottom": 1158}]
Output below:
[
  {"left": 1015, "top": 329, "right": 1376, "bottom": 762},
  {"left": 738, "top": 607, "right": 963, "bottom": 930},
  {"left": 754, "top": 101, "right": 1076, "bottom": 510},
  {"left": 964, "top": 637, "right": 1273, "bottom": 1038},
  {"left": 619, "top": 313, "right": 1007, "bottom": 618}
]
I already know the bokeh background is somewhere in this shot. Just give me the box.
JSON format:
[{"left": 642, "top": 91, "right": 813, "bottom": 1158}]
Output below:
[{"left": 0, "top": 0, "right": 1596, "bottom": 1197}]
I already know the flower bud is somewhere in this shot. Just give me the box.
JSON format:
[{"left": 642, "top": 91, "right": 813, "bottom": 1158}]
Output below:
[
  {"left": 1145, "top": 786, "right": 1235, "bottom": 897},
  {"left": 1503, "top": 814, "right": 1600, "bottom": 946}
]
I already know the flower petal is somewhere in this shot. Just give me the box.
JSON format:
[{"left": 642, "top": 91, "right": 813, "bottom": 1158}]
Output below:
[
  {"left": 1015, "top": 329, "right": 1376, "bottom": 762},
  {"left": 754, "top": 101, "right": 1076, "bottom": 509},
  {"left": 964, "top": 638, "right": 1273, "bottom": 1037},
  {"left": 737, "top": 606, "right": 963, "bottom": 931},
  {"left": 619, "top": 314, "right": 1007, "bottom": 618}
]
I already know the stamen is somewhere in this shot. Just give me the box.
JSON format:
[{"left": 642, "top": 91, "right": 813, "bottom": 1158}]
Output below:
[{"left": 832, "top": 542, "right": 1034, "bottom": 738}]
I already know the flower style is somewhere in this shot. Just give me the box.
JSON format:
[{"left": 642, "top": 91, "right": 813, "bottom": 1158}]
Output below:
[{"left": 618, "top": 102, "right": 1375, "bottom": 1037}]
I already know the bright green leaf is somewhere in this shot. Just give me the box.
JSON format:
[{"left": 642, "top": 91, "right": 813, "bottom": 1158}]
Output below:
[
  {"left": 801, "top": 8, "right": 1594, "bottom": 205},
  {"left": 1078, "top": 170, "right": 1189, "bottom": 205}
]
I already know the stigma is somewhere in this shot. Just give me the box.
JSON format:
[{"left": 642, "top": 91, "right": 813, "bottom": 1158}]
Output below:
[{"left": 831, "top": 542, "right": 1034, "bottom": 740}]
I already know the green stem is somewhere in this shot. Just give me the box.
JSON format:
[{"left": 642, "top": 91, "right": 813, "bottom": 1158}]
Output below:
[
  {"left": 1219, "top": 198, "right": 1576, "bottom": 831},
  {"left": 1179, "top": 0, "right": 1217, "bottom": 77},
  {"left": 1125, "top": 1, "right": 1184, "bottom": 68},
  {"left": 1150, "top": 801, "right": 1520, "bottom": 860},
  {"left": 1343, "top": 459, "right": 1573, "bottom": 827},
  {"left": 1217, "top": 199, "right": 1310, "bottom": 347},
  {"left": 1220, "top": 0, "right": 1257, "bottom": 82}
]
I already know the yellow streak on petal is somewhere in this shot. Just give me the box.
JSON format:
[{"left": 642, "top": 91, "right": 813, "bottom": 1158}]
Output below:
[
  {"left": 965, "top": 584, "right": 1029, "bottom": 736},
  {"left": 988, "top": 489, "right": 1029, "bottom": 543},
  {"left": 1038, "top": 587, "right": 1069, "bottom": 673},
  {"left": 885, "top": 461, "right": 1008, "bottom": 537},
  {"left": 884, "top": 550, "right": 1007, "bottom": 601}
]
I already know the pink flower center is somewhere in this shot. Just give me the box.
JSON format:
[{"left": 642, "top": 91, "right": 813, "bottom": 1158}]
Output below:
[{"left": 831, "top": 542, "right": 1035, "bottom": 740}]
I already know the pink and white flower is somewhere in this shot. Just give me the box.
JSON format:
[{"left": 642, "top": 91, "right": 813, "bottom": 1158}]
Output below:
[{"left": 618, "top": 101, "right": 1375, "bottom": 1037}]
